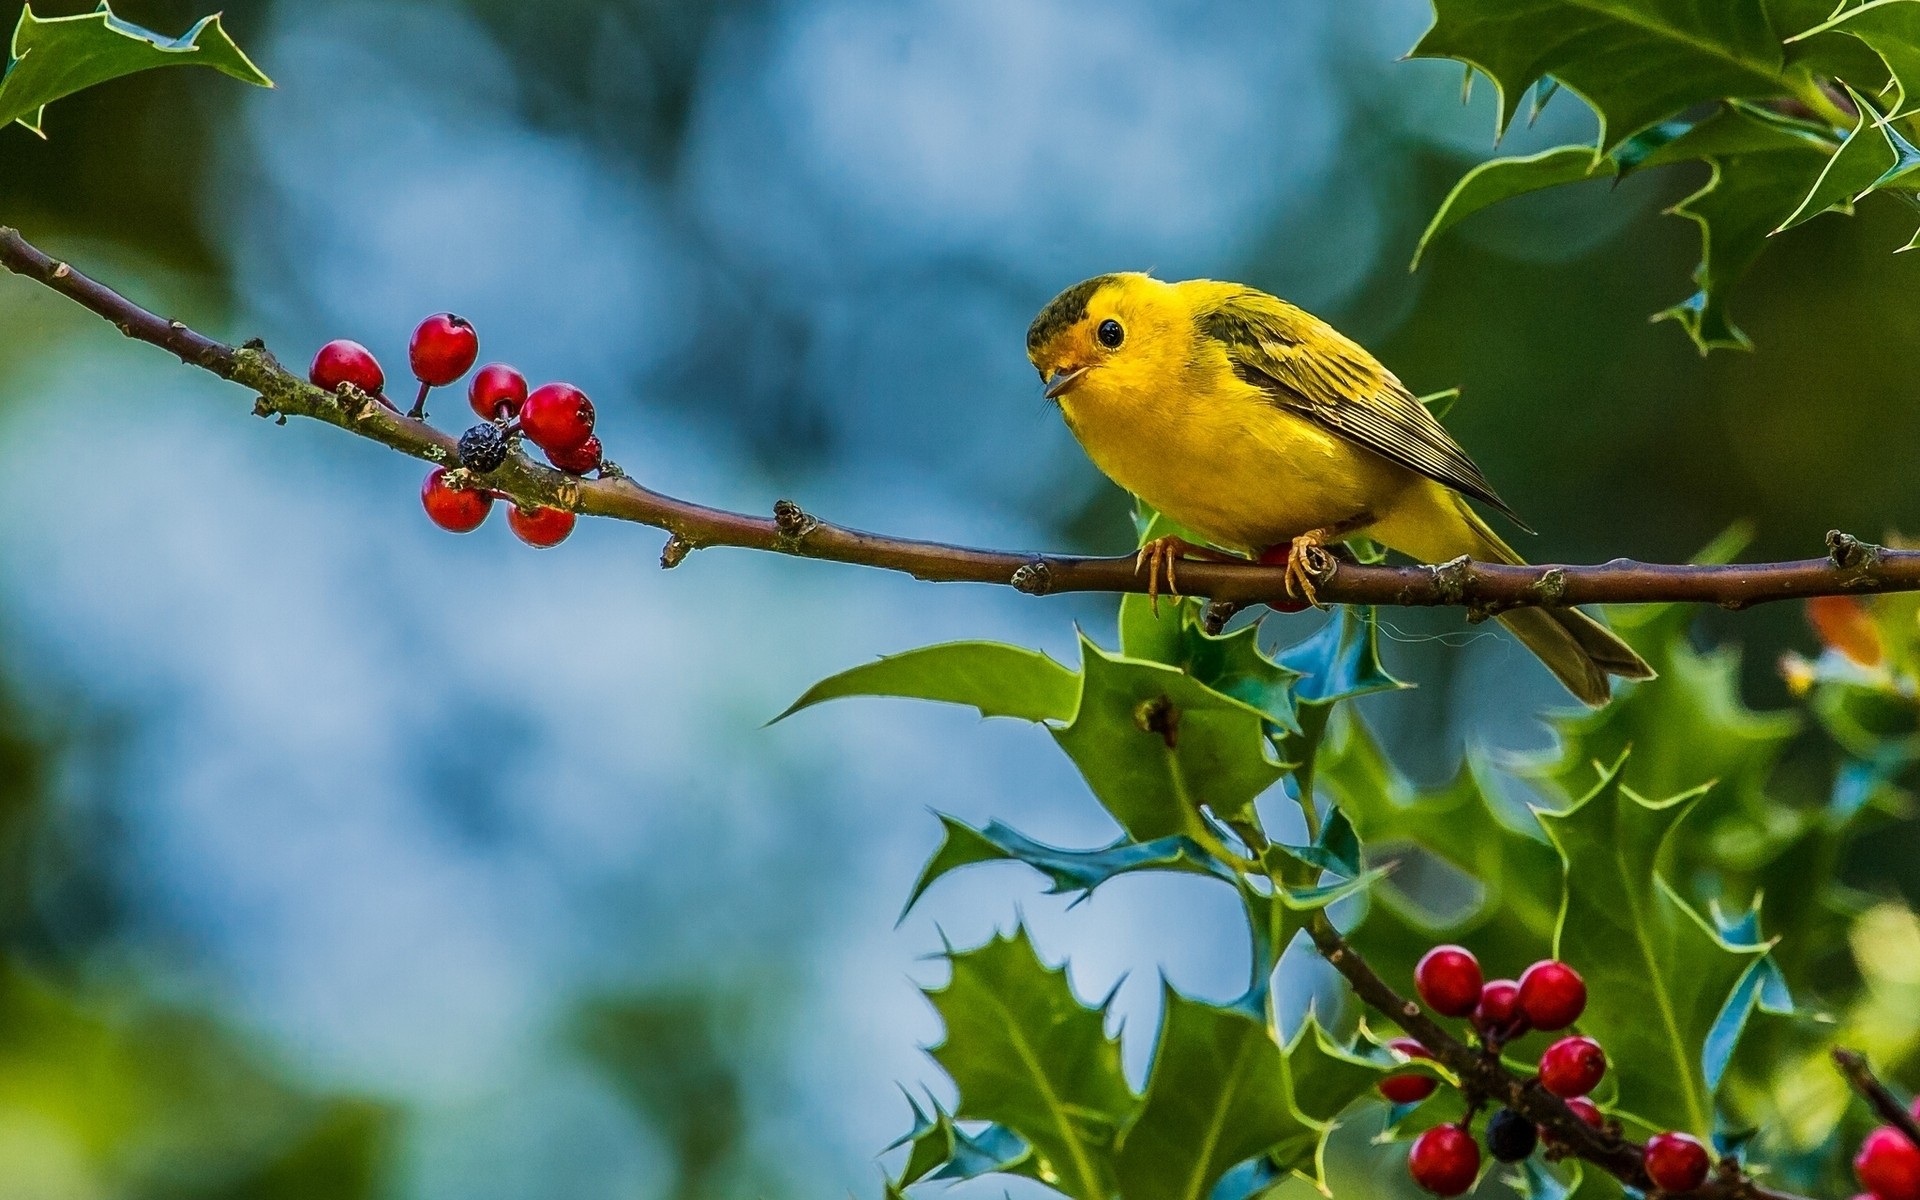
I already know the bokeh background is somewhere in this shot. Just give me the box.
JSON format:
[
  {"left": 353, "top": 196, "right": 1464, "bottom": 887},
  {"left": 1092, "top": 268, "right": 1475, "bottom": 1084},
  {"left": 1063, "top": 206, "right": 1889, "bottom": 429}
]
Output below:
[{"left": 1, "top": 1, "right": 1917, "bottom": 1196}]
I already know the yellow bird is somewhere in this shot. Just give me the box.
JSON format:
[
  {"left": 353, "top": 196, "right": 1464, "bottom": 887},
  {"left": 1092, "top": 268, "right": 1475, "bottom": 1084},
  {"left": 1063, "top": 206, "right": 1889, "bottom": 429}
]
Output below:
[{"left": 1026, "top": 272, "right": 1653, "bottom": 707}]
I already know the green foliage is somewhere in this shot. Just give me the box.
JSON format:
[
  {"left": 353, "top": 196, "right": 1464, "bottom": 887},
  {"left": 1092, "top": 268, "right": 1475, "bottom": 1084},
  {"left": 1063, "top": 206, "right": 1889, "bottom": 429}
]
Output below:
[
  {"left": 1, "top": 4, "right": 271, "bottom": 135},
  {"left": 1411, "top": 0, "right": 1920, "bottom": 351},
  {"left": 924, "top": 929, "right": 1130, "bottom": 1200},
  {"left": 1540, "top": 766, "right": 1768, "bottom": 1136},
  {"left": 775, "top": 641, "right": 1078, "bottom": 723}
]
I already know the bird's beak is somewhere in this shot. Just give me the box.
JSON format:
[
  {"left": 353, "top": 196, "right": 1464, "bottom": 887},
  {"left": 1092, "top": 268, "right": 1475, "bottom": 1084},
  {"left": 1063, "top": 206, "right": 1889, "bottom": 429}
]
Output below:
[{"left": 1043, "top": 365, "right": 1089, "bottom": 400}]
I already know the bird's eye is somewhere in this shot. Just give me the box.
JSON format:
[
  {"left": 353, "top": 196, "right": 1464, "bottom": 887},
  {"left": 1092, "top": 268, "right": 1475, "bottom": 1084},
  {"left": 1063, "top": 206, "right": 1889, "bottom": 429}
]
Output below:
[{"left": 1096, "top": 319, "right": 1125, "bottom": 349}]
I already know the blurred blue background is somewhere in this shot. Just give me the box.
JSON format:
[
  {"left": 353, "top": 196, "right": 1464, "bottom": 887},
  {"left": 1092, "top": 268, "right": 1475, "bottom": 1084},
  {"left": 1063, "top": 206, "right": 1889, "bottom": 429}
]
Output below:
[{"left": 2, "top": 1, "right": 1918, "bottom": 1196}]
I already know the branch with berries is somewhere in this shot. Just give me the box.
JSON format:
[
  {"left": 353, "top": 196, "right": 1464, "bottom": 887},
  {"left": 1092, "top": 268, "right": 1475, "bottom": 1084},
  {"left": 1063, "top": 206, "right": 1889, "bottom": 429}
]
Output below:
[
  {"left": 1305, "top": 917, "right": 1819, "bottom": 1200},
  {"left": 6, "top": 224, "right": 1920, "bottom": 612}
]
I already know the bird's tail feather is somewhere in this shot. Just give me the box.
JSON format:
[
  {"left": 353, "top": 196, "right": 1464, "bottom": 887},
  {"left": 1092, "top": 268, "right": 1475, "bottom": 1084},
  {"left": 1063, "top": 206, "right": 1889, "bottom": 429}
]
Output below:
[{"left": 1390, "top": 491, "right": 1654, "bottom": 708}]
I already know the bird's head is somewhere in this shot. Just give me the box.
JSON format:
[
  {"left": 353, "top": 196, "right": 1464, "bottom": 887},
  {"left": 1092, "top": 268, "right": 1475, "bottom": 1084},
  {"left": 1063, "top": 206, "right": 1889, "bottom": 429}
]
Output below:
[{"left": 1026, "top": 273, "right": 1184, "bottom": 410}]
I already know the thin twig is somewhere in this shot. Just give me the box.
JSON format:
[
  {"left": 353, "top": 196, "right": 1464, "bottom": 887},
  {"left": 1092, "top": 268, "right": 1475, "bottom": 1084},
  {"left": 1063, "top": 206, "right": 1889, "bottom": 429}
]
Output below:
[
  {"left": 5, "top": 223, "right": 1919, "bottom": 614},
  {"left": 1835, "top": 1047, "right": 1920, "bottom": 1151}
]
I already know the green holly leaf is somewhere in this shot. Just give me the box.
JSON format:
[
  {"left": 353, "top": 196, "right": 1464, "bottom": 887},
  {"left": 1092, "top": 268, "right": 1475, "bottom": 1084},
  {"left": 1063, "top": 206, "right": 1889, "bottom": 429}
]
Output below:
[
  {"left": 774, "top": 641, "right": 1079, "bottom": 724},
  {"left": 1411, "top": 0, "right": 1804, "bottom": 148},
  {"left": 1284, "top": 1014, "right": 1391, "bottom": 1124},
  {"left": 1275, "top": 609, "right": 1409, "bottom": 822},
  {"left": 1275, "top": 808, "right": 1361, "bottom": 879},
  {"left": 1054, "top": 635, "right": 1287, "bottom": 840},
  {"left": 925, "top": 929, "right": 1129, "bottom": 1200},
  {"left": 1113, "top": 991, "right": 1306, "bottom": 1200},
  {"left": 1702, "top": 906, "right": 1794, "bottom": 1092},
  {"left": 1646, "top": 105, "right": 1834, "bottom": 350},
  {"left": 1321, "top": 715, "right": 1561, "bottom": 992},
  {"left": 1538, "top": 765, "right": 1768, "bottom": 1136},
  {"left": 1412, "top": 146, "right": 1614, "bottom": 270},
  {"left": 899, "top": 814, "right": 1229, "bottom": 920},
  {"left": 1775, "top": 87, "right": 1920, "bottom": 232},
  {"left": 887, "top": 1093, "right": 1049, "bottom": 1190},
  {"left": 1242, "top": 868, "right": 1387, "bottom": 1008},
  {"left": 1, "top": 3, "right": 272, "bottom": 134},
  {"left": 1792, "top": 0, "right": 1920, "bottom": 121}
]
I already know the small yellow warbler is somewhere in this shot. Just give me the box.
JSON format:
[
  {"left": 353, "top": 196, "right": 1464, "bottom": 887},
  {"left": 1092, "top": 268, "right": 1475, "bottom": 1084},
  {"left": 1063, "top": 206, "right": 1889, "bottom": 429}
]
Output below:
[{"left": 1026, "top": 272, "right": 1652, "bottom": 707}]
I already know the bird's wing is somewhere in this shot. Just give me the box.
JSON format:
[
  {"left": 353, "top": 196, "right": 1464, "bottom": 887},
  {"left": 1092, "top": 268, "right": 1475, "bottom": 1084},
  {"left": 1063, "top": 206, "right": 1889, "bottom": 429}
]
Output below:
[{"left": 1196, "top": 289, "right": 1529, "bottom": 530}]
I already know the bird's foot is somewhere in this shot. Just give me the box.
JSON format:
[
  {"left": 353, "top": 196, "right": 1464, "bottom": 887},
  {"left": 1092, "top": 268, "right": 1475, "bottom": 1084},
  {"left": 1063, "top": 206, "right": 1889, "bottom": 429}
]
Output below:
[
  {"left": 1282, "top": 530, "right": 1337, "bottom": 609},
  {"left": 1133, "top": 536, "right": 1235, "bottom": 614}
]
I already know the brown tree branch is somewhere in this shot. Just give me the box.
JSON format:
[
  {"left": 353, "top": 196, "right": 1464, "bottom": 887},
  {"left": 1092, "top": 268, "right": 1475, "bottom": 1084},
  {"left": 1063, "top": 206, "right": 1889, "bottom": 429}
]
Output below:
[
  {"left": 5, "top": 222, "right": 1919, "bottom": 615},
  {"left": 1306, "top": 912, "right": 1812, "bottom": 1200},
  {"left": 1834, "top": 1047, "right": 1920, "bottom": 1151}
]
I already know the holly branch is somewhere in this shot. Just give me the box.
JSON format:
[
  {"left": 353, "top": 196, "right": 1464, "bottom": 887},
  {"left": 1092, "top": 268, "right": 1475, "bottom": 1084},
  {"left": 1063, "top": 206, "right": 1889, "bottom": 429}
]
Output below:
[{"left": 4, "top": 224, "right": 1918, "bottom": 616}]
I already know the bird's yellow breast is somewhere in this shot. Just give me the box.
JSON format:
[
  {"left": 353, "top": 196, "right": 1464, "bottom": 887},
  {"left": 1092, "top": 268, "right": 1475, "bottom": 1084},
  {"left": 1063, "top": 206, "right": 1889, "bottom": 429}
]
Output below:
[{"left": 1058, "top": 349, "right": 1416, "bottom": 553}]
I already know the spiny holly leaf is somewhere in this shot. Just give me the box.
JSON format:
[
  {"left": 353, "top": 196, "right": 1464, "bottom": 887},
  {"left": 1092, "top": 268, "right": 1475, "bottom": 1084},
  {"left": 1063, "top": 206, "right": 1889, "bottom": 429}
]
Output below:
[
  {"left": 1275, "top": 608, "right": 1408, "bottom": 821},
  {"left": 1645, "top": 105, "right": 1835, "bottom": 350},
  {"left": 1413, "top": 146, "right": 1614, "bottom": 269},
  {"left": 1118, "top": 599, "right": 1302, "bottom": 736},
  {"left": 1241, "top": 869, "right": 1387, "bottom": 1011},
  {"left": 1284, "top": 1014, "right": 1392, "bottom": 1124},
  {"left": 1702, "top": 905, "right": 1794, "bottom": 1092},
  {"left": 1539, "top": 765, "right": 1768, "bottom": 1136},
  {"left": 1529, "top": 562, "right": 1799, "bottom": 826},
  {"left": 1775, "top": 87, "right": 1920, "bottom": 232},
  {"left": 1275, "top": 808, "right": 1361, "bottom": 879},
  {"left": 887, "top": 1092, "right": 1049, "bottom": 1191},
  {"left": 1114, "top": 991, "right": 1309, "bottom": 1200},
  {"left": 899, "top": 814, "right": 1229, "bottom": 920},
  {"left": 1054, "top": 635, "right": 1287, "bottom": 839},
  {"left": 1411, "top": 0, "right": 1804, "bottom": 149},
  {"left": 1794, "top": 0, "right": 1920, "bottom": 121},
  {"left": 925, "top": 929, "right": 1129, "bottom": 1200},
  {"left": 774, "top": 641, "right": 1079, "bottom": 724},
  {"left": 2, "top": 3, "right": 272, "bottom": 134},
  {"left": 1320, "top": 715, "right": 1560, "bottom": 988}
]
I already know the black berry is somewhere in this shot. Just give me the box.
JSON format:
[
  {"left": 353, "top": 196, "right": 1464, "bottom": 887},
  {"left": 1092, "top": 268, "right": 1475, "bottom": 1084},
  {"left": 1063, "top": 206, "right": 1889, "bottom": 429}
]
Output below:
[
  {"left": 458, "top": 423, "right": 509, "bottom": 473},
  {"left": 1486, "top": 1108, "right": 1537, "bottom": 1163}
]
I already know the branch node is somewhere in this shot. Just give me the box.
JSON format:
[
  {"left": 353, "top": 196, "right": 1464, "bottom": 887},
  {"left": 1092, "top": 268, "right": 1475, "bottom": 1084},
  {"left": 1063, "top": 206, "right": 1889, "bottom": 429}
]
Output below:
[
  {"left": 773, "top": 499, "right": 818, "bottom": 546},
  {"left": 51, "top": 262, "right": 69, "bottom": 280},
  {"left": 242, "top": 337, "right": 267, "bottom": 351},
  {"left": 1829, "top": 530, "right": 1885, "bottom": 571},
  {"left": 251, "top": 396, "right": 278, "bottom": 421},
  {"left": 660, "top": 534, "right": 695, "bottom": 569},
  {"left": 597, "top": 460, "right": 628, "bottom": 481},
  {"left": 1530, "top": 567, "right": 1568, "bottom": 607},
  {"left": 423, "top": 445, "right": 448, "bottom": 464},
  {"left": 1428, "top": 555, "right": 1473, "bottom": 605},
  {"left": 1011, "top": 560, "right": 1054, "bottom": 596}
]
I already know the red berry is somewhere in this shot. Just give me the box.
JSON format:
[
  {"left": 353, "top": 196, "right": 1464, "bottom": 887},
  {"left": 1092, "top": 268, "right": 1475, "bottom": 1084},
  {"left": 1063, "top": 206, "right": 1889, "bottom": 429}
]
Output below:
[
  {"left": 469, "top": 363, "right": 528, "bottom": 421},
  {"left": 509, "top": 505, "right": 576, "bottom": 548},
  {"left": 410, "top": 313, "right": 479, "bottom": 387},
  {"left": 1645, "top": 1131, "right": 1711, "bottom": 1193},
  {"left": 547, "top": 434, "right": 603, "bottom": 475},
  {"left": 1473, "top": 979, "right": 1527, "bottom": 1041},
  {"left": 1416, "top": 945, "right": 1483, "bottom": 1018},
  {"left": 310, "top": 339, "right": 386, "bottom": 397},
  {"left": 1566, "top": 1097, "right": 1603, "bottom": 1129},
  {"left": 420, "top": 467, "right": 491, "bottom": 533},
  {"left": 1380, "top": 1072, "right": 1437, "bottom": 1105},
  {"left": 1379, "top": 1038, "right": 1437, "bottom": 1105},
  {"left": 520, "top": 382, "right": 596, "bottom": 453},
  {"left": 1538, "top": 1036, "right": 1606, "bottom": 1098},
  {"left": 1408, "top": 1125, "right": 1480, "bottom": 1196},
  {"left": 1540, "top": 1097, "right": 1604, "bottom": 1147},
  {"left": 1518, "top": 960, "right": 1587, "bottom": 1031},
  {"left": 1856, "top": 1127, "right": 1920, "bottom": 1200}
]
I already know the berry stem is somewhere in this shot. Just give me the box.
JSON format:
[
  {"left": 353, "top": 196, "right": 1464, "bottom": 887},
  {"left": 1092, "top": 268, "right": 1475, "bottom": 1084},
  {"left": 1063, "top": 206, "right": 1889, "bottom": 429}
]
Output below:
[
  {"left": 409, "top": 380, "right": 432, "bottom": 420},
  {"left": 1835, "top": 1047, "right": 1920, "bottom": 1152}
]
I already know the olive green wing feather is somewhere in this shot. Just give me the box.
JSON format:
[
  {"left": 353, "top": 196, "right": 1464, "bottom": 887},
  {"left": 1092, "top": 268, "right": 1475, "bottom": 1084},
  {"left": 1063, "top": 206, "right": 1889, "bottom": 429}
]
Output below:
[{"left": 1197, "top": 291, "right": 1530, "bottom": 531}]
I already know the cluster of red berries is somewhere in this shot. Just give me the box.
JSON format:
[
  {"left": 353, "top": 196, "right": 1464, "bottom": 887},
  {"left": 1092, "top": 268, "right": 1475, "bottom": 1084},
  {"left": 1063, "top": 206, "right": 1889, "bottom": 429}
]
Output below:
[
  {"left": 1855, "top": 1109, "right": 1920, "bottom": 1200},
  {"left": 308, "top": 314, "right": 602, "bottom": 548},
  {"left": 1387, "top": 944, "right": 1712, "bottom": 1197}
]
